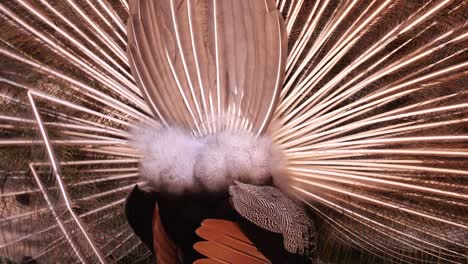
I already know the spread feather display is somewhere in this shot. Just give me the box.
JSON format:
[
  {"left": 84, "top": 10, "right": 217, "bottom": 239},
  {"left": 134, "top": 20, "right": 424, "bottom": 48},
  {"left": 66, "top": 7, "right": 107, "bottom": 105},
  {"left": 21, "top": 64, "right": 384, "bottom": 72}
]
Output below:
[{"left": 0, "top": 0, "right": 466, "bottom": 263}]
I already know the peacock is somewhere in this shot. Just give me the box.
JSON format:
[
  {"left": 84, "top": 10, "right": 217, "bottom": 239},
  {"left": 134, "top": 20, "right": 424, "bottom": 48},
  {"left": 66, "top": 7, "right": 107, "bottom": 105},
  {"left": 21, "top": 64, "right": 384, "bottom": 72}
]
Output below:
[{"left": 0, "top": 0, "right": 467, "bottom": 263}]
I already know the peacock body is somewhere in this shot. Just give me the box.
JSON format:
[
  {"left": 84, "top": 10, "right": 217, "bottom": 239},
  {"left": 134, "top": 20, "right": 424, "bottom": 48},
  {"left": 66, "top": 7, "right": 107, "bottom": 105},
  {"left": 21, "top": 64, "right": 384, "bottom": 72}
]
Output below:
[{"left": 0, "top": 0, "right": 467, "bottom": 263}]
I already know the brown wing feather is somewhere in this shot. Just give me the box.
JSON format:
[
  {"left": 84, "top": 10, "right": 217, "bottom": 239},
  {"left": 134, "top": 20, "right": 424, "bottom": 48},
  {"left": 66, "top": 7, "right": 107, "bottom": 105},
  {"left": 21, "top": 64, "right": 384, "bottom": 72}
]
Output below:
[
  {"left": 193, "top": 259, "right": 226, "bottom": 264},
  {"left": 194, "top": 219, "right": 271, "bottom": 264},
  {"left": 153, "top": 203, "right": 181, "bottom": 264}
]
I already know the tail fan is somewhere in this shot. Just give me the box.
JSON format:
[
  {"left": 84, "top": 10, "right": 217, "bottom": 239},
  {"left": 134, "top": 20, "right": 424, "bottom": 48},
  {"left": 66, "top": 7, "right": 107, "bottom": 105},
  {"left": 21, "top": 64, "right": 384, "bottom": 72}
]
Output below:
[{"left": 0, "top": 0, "right": 466, "bottom": 263}]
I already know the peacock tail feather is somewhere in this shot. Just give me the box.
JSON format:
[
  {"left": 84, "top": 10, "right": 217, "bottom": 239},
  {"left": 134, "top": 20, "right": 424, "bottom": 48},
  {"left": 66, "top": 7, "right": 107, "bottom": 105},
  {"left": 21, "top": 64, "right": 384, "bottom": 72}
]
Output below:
[{"left": 0, "top": 0, "right": 466, "bottom": 263}]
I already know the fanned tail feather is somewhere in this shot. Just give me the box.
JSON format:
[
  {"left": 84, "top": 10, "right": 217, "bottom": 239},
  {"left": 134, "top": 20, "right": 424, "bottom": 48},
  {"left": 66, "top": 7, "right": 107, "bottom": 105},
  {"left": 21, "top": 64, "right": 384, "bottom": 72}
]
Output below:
[{"left": 0, "top": 0, "right": 466, "bottom": 263}]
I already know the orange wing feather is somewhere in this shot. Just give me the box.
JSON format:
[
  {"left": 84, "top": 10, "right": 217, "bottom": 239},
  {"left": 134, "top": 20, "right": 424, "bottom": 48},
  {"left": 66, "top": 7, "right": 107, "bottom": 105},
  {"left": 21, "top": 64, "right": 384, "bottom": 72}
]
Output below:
[{"left": 194, "top": 219, "right": 271, "bottom": 264}]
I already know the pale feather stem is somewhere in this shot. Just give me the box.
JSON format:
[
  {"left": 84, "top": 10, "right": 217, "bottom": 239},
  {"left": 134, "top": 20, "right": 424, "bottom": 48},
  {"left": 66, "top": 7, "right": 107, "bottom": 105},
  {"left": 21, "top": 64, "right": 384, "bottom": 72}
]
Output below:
[
  {"left": 293, "top": 186, "right": 468, "bottom": 256},
  {"left": 0, "top": 173, "right": 138, "bottom": 199},
  {"left": 284, "top": 105, "right": 466, "bottom": 147},
  {"left": 290, "top": 168, "right": 468, "bottom": 199},
  {"left": 61, "top": 131, "right": 127, "bottom": 141},
  {"left": 71, "top": 168, "right": 139, "bottom": 173},
  {"left": 0, "top": 139, "right": 128, "bottom": 147},
  {"left": 31, "top": 159, "right": 139, "bottom": 167},
  {"left": 281, "top": 98, "right": 467, "bottom": 148},
  {"left": 284, "top": 0, "right": 321, "bottom": 78},
  {"left": 18, "top": 0, "right": 135, "bottom": 89},
  {"left": 275, "top": 88, "right": 415, "bottom": 142},
  {"left": 80, "top": 198, "right": 125, "bottom": 219},
  {"left": 290, "top": 31, "right": 466, "bottom": 125},
  {"left": 309, "top": 118, "right": 467, "bottom": 146},
  {"left": 303, "top": 159, "right": 424, "bottom": 164},
  {"left": 105, "top": 233, "right": 134, "bottom": 257},
  {"left": 328, "top": 192, "right": 466, "bottom": 258},
  {"left": 288, "top": 148, "right": 468, "bottom": 158},
  {"left": 135, "top": 0, "right": 184, "bottom": 126},
  {"left": 0, "top": 115, "right": 128, "bottom": 138},
  {"left": 285, "top": 0, "right": 305, "bottom": 34},
  {"left": 281, "top": 0, "right": 369, "bottom": 103},
  {"left": 82, "top": 144, "right": 138, "bottom": 152},
  {"left": 289, "top": 164, "right": 408, "bottom": 173},
  {"left": 82, "top": 0, "right": 126, "bottom": 45},
  {"left": 29, "top": 93, "right": 119, "bottom": 263},
  {"left": 209, "top": 91, "right": 216, "bottom": 133},
  {"left": 77, "top": 183, "right": 144, "bottom": 202},
  {"left": 296, "top": 196, "right": 413, "bottom": 263},
  {"left": 169, "top": 0, "right": 206, "bottom": 134},
  {"left": 28, "top": 165, "right": 88, "bottom": 263},
  {"left": 36, "top": 0, "right": 130, "bottom": 72},
  {"left": 279, "top": 22, "right": 428, "bottom": 121},
  {"left": 95, "top": 0, "right": 127, "bottom": 34},
  {"left": 0, "top": 208, "right": 49, "bottom": 224},
  {"left": 0, "top": 5, "right": 147, "bottom": 111},
  {"left": 295, "top": 192, "right": 460, "bottom": 263},
  {"left": 100, "top": 229, "right": 130, "bottom": 253},
  {"left": 280, "top": 29, "right": 456, "bottom": 125},
  {"left": 0, "top": 48, "right": 150, "bottom": 121},
  {"left": 280, "top": 3, "right": 461, "bottom": 117},
  {"left": 119, "top": 0, "right": 128, "bottom": 11},
  {"left": 283, "top": 35, "right": 399, "bottom": 120},
  {"left": 302, "top": 91, "right": 464, "bottom": 141},
  {"left": 286, "top": 115, "right": 467, "bottom": 148},
  {"left": 29, "top": 90, "right": 131, "bottom": 127},
  {"left": 400, "top": 0, "right": 452, "bottom": 35},
  {"left": 142, "top": 0, "right": 199, "bottom": 127},
  {"left": 34, "top": 236, "right": 80, "bottom": 261},
  {"left": 236, "top": 100, "right": 244, "bottom": 131},
  {"left": 163, "top": 48, "right": 202, "bottom": 134},
  {"left": 300, "top": 38, "right": 466, "bottom": 122},
  {"left": 0, "top": 183, "right": 141, "bottom": 224},
  {"left": 287, "top": 135, "right": 468, "bottom": 155},
  {"left": 65, "top": 0, "right": 127, "bottom": 61},
  {"left": 80, "top": 146, "right": 137, "bottom": 155},
  {"left": 187, "top": 0, "right": 210, "bottom": 133},
  {"left": 115, "top": 241, "right": 142, "bottom": 261},
  {"left": 289, "top": 166, "right": 468, "bottom": 190},
  {"left": 81, "top": 147, "right": 140, "bottom": 158},
  {"left": 0, "top": 113, "right": 117, "bottom": 137},
  {"left": 289, "top": 0, "right": 391, "bottom": 106},
  {"left": 127, "top": 28, "right": 167, "bottom": 124},
  {"left": 309, "top": 29, "right": 467, "bottom": 119},
  {"left": 213, "top": 0, "right": 222, "bottom": 121},
  {"left": 240, "top": 1, "right": 260, "bottom": 134},
  {"left": 277, "top": 0, "right": 287, "bottom": 13},
  {"left": 319, "top": 99, "right": 468, "bottom": 137},
  {"left": 45, "top": 123, "right": 128, "bottom": 138},
  {"left": 257, "top": 6, "right": 284, "bottom": 135},
  {"left": 289, "top": 160, "right": 468, "bottom": 176},
  {"left": 0, "top": 78, "right": 136, "bottom": 126}
]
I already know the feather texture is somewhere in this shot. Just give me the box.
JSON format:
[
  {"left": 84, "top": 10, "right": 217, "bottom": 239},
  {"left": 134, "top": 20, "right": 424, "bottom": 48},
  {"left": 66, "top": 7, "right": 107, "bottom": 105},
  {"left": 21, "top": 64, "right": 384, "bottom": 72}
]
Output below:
[
  {"left": 194, "top": 219, "right": 270, "bottom": 264},
  {"left": 230, "top": 182, "right": 316, "bottom": 257},
  {"left": 0, "top": 0, "right": 466, "bottom": 263},
  {"left": 153, "top": 203, "right": 180, "bottom": 264},
  {"left": 127, "top": 0, "right": 287, "bottom": 135}
]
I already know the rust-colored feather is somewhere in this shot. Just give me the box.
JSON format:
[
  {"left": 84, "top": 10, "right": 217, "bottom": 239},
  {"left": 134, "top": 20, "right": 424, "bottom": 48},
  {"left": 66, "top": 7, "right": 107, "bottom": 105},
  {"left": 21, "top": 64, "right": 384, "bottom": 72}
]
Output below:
[
  {"left": 194, "top": 219, "right": 270, "bottom": 264},
  {"left": 153, "top": 203, "right": 181, "bottom": 264}
]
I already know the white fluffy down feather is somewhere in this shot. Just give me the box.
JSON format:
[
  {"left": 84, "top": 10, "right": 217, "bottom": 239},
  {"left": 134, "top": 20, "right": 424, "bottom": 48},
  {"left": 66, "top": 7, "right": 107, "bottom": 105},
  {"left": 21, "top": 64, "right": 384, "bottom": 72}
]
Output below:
[{"left": 130, "top": 124, "right": 282, "bottom": 194}]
